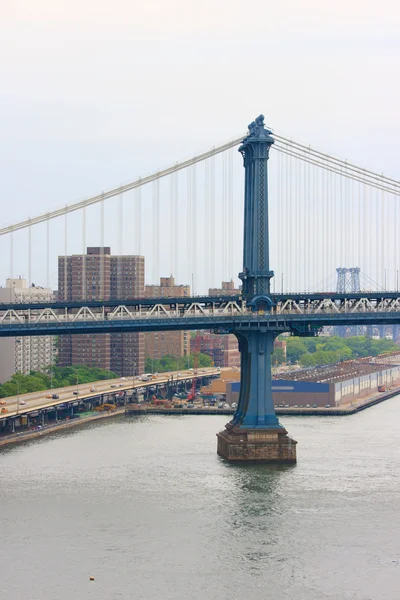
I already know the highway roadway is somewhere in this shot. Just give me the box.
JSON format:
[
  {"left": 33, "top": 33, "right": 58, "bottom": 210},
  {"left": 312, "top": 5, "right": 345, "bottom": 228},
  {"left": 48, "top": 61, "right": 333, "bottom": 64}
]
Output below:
[{"left": 1, "top": 368, "right": 221, "bottom": 419}]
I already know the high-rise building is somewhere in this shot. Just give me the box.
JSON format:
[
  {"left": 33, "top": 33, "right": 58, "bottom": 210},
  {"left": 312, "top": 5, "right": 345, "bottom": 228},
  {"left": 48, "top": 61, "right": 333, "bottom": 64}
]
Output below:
[
  {"left": 145, "top": 276, "right": 190, "bottom": 360},
  {"left": 58, "top": 247, "right": 145, "bottom": 376},
  {"left": 0, "top": 278, "right": 56, "bottom": 382}
]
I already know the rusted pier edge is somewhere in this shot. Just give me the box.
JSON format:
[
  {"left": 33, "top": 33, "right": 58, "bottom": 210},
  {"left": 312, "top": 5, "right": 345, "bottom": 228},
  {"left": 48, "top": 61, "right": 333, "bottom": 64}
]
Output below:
[{"left": 0, "top": 407, "right": 125, "bottom": 449}]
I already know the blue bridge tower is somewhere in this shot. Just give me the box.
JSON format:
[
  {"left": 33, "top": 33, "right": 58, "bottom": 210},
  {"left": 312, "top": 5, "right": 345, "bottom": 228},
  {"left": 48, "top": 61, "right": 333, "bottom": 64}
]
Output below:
[{"left": 217, "top": 115, "right": 297, "bottom": 463}]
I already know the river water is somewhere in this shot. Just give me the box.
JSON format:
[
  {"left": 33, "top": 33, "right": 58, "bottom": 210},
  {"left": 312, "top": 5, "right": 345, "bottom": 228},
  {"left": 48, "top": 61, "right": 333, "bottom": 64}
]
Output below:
[{"left": 1, "top": 398, "right": 399, "bottom": 600}]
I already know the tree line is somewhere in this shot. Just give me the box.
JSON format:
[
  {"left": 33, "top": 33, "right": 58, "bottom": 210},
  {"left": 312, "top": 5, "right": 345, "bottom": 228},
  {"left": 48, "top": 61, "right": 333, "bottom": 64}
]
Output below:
[
  {"left": 273, "top": 336, "right": 399, "bottom": 367},
  {"left": 0, "top": 365, "right": 118, "bottom": 398},
  {"left": 145, "top": 353, "right": 213, "bottom": 373}
]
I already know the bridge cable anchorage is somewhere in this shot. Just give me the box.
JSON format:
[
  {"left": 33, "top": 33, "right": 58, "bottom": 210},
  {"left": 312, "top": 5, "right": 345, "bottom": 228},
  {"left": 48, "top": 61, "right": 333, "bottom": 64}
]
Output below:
[{"left": 1, "top": 130, "right": 398, "bottom": 237}]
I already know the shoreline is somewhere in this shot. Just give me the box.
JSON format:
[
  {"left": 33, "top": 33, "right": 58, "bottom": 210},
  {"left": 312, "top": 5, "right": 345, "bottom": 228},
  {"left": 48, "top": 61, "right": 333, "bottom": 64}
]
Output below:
[
  {"left": 126, "top": 387, "right": 400, "bottom": 417},
  {"left": 1, "top": 386, "right": 398, "bottom": 450},
  {"left": 0, "top": 407, "right": 125, "bottom": 449}
]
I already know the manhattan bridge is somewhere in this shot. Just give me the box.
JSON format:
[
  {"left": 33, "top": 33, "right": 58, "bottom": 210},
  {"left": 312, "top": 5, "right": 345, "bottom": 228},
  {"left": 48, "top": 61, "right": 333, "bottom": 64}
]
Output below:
[{"left": 0, "top": 115, "right": 399, "bottom": 462}]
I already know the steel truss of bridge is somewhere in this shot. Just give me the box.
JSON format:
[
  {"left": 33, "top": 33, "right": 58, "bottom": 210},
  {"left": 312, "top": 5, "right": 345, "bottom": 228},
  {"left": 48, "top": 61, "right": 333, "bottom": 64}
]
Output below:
[{"left": 1, "top": 293, "right": 400, "bottom": 337}]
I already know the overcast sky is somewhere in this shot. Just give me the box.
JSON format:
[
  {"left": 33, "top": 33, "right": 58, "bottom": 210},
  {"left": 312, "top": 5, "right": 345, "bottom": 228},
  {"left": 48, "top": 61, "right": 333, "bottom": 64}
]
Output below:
[{"left": 0, "top": 0, "right": 399, "bottom": 290}]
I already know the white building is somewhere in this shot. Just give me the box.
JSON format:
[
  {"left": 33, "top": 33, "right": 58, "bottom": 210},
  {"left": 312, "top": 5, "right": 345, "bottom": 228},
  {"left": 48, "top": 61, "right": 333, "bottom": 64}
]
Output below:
[{"left": 0, "top": 278, "right": 56, "bottom": 382}]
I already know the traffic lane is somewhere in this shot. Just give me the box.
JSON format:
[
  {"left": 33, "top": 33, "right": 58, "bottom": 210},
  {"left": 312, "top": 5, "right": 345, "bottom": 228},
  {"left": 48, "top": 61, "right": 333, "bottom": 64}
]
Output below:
[{"left": 2, "top": 369, "right": 219, "bottom": 416}]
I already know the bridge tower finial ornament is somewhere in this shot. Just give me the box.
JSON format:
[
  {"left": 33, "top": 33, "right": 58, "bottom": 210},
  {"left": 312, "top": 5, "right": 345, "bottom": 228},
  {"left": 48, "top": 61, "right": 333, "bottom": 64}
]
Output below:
[{"left": 217, "top": 115, "right": 297, "bottom": 464}]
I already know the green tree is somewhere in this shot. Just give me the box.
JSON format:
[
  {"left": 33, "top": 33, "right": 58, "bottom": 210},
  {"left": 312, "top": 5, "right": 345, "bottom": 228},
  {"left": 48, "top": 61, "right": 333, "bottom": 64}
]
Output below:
[
  {"left": 272, "top": 347, "right": 285, "bottom": 365},
  {"left": 286, "top": 338, "right": 308, "bottom": 363}
]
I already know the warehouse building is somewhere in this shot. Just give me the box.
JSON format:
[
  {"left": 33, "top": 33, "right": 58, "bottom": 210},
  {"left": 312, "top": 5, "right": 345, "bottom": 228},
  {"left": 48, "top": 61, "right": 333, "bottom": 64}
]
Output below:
[{"left": 226, "top": 355, "right": 400, "bottom": 408}]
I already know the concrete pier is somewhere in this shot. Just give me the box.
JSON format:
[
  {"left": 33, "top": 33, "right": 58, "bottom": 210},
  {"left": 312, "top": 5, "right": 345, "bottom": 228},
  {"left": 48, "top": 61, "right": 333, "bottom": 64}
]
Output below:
[{"left": 217, "top": 422, "right": 297, "bottom": 463}]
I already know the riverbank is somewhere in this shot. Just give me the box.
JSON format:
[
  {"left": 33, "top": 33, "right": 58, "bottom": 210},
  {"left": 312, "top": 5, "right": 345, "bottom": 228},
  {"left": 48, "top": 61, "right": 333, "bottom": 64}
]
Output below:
[
  {"left": 0, "top": 407, "right": 125, "bottom": 449},
  {"left": 1, "top": 386, "right": 398, "bottom": 450}
]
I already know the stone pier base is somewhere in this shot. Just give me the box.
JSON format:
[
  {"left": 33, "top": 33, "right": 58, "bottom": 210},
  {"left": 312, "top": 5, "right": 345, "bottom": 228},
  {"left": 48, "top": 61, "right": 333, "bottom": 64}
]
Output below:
[{"left": 217, "top": 423, "right": 297, "bottom": 463}]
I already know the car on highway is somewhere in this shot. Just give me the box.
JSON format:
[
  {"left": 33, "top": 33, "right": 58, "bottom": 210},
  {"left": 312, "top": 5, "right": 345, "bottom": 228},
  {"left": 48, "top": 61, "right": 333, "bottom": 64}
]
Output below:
[
  {"left": 19, "top": 400, "right": 26, "bottom": 405},
  {"left": 1, "top": 407, "right": 8, "bottom": 413},
  {"left": 111, "top": 384, "right": 117, "bottom": 388},
  {"left": 73, "top": 391, "right": 78, "bottom": 396},
  {"left": 90, "top": 387, "right": 97, "bottom": 392},
  {"left": 52, "top": 394, "right": 59, "bottom": 399},
  {"left": 0, "top": 400, "right": 6, "bottom": 405},
  {"left": 217, "top": 402, "right": 224, "bottom": 409},
  {"left": 46, "top": 394, "right": 52, "bottom": 399}
]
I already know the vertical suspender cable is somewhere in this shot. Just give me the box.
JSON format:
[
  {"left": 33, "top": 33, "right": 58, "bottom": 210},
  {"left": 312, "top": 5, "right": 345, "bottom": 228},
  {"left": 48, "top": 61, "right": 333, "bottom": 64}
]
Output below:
[
  {"left": 135, "top": 186, "right": 141, "bottom": 256},
  {"left": 288, "top": 153, "right": 293, "bottom": 291},
  {"left": 118, "top": 193, "right": 123, "bottom": 256},
  {"left": 118, "top": 193, "right": 123, "bottom": 298},
  {"left": 358, "top": 180, "right": 362, "bottom": 273},
  {"left": 306, "top": 153, "right": 311, "bottom": 291},
  {"left": 192, "top": 163, "right": 197, "bottom": 294},
  {"left": 28, "top": 218, "right": 32, "bottom": 288},
  {"left": 205, "top": 159, "right": 210, "bottom": 291},
  {"left": 277, "top": 150, "right": 281, "bottom": 291},
  {"left": 152, "top": 179, "right": 160, "bottom": 284},
  {"left": 46, "top": 216, "right": 50, "bottom": 289},
  {"left": 222, "top": 151, "right": 227, "bottom": 281},
  {"left": 228, "top": 147, "right": 234, "bottom": 280},
  {"left": 210, "top": 154, "right": 215, "bottom": 289},
  {"left": 174, "top": 171, "right": 179, "bottom": 281},
  {"left": 394, "top": 190, "right": 397, "bottom": 290},
  {"left": 82, "top": 205, "right": 86, "bottom": 300},
  {"left": 64, "top": 207, "right": 68, "bottom": 301},
  {"left": 10, "top": 231, "right": 13, "bottom": 279},
  {"left": 187, "top": 167, "right": 192, "bottom": 290},
  {"left": 100, "top": 196, "right": 105, "bottom": 300},
  {"left": 170, "top": 173, "right": 175, "bottom": 277},
  {"left": 381, "top": 188, "right": 385, "bottom": 288}
]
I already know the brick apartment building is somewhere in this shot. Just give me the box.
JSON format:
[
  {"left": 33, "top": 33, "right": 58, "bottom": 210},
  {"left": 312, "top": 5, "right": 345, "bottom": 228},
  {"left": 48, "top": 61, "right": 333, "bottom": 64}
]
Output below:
[
  {"left": 208, "top": 280, "right": 239, "bottom": 296},
  {"left": 58, "top": 247, "right": 145, "bottom": 376},
  {"left": 190, "top": 280, "right": 242, "bottom": 368},
  {"left": 145, "top": 276, "right": 190, "bottom": 360},
  {"left": 191, "top": 332, "right": 240, "bottom": 368}
]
